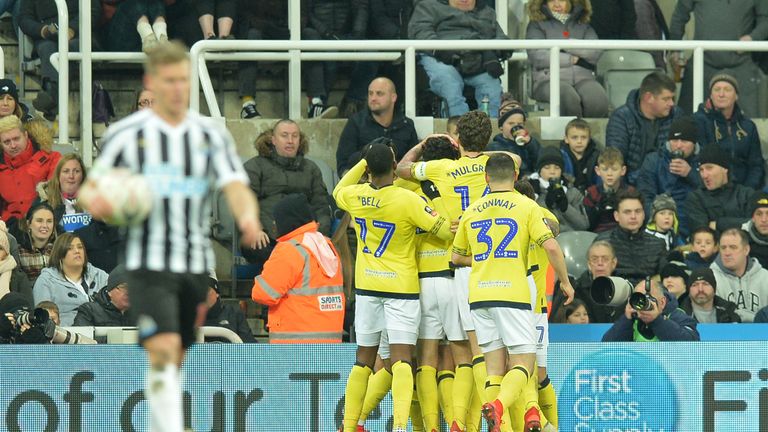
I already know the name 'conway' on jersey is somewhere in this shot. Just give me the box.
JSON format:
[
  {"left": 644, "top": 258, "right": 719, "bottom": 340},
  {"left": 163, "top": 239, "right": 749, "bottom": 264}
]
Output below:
[{"left": 90, "top": 109, "right": 249, "bottom": 274}]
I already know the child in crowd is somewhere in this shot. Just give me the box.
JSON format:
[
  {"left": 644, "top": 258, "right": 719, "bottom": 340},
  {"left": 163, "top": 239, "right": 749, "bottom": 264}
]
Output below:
[
  {"left": 487, "top": 99, "right": 541, "bottom": 178},
  {"left": 645, "top": 194, "right": 684, "bottom": 250},
  {"left": 685, "top": 226, "right": 719, "bottom": 270},
  {"left": 584, "top": 147, "right": 635, "bottom": 232},
  {"left": 552, "top": 298, "right": 590, "bottom": 324},
  {"left": 560, "top": 118, "right": 600, "bottom": 192},
  {"left": 446, "top": 115, "right": 460, "bottom": 142},
  {"left": 529, "top": 147, "right": 589, "bottom": 232}
]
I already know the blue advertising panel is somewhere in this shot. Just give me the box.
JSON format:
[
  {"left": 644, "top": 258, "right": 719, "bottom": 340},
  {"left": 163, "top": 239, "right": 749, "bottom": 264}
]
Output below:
[{"left": 0, "top": 342, "right": 766, "bottom": 431}]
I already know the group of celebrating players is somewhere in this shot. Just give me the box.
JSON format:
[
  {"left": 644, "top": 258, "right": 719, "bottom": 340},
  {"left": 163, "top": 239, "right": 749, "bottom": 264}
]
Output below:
[{"left": 333, "top": 110, "right": 575, "bottom": 432}]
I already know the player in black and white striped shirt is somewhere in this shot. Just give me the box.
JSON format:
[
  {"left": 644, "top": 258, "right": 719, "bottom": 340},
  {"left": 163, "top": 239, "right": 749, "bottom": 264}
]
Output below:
[{"left": 81, "top": 42, "right": 261, "bottom": 432}]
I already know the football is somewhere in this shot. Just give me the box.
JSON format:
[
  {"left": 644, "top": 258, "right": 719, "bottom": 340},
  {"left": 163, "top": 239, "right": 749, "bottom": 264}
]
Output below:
[{"left": 86, "top": 168, "right": 153, "bottom": 226}]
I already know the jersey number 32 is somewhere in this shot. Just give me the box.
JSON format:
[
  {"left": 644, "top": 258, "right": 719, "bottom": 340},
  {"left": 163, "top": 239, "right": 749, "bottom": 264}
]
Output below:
[{"left": 470, "top": 218, "right": 519, "bottom": 262}]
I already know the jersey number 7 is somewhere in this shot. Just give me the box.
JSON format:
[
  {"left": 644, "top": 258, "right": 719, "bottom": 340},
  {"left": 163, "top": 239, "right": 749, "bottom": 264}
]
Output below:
[
  {"left": 354, "top": 218, "right": 396, "bottom": 257},
  {"left": 470, "top": 218, "right": 519, "bottom": 262}
]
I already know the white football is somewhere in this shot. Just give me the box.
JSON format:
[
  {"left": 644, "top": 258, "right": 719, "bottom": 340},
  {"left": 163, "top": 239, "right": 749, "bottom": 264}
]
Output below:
[{"left": 94, "top": 168, "right": 153, "bottom": 226}]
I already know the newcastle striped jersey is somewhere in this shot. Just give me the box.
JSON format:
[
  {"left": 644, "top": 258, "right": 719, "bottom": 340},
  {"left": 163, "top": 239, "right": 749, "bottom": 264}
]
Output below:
[{"left": 91, "top": 109, "right": 248, "bottom": 274}]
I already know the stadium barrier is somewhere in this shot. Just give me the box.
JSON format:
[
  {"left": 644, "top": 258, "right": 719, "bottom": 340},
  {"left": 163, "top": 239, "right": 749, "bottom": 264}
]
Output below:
[{"left": 1, "top": 342, "right": 765, "bottom": 431}]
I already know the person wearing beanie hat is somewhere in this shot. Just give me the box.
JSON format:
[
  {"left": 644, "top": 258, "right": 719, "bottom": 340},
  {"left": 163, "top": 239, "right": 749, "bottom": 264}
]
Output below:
[
  {"left": 636, "top": 116, "right": 701, "bottom": 236},
  {"left": 0, "top": 79, "right": 31, "bottom": 122},
  {"left": 683, "top": 143, "right": 754, "bottom": 236},
  {"left": 739, "top": 191, "right": 768, "bottom": 269},
  {"left": 659, "top": 251, "right": 691, "bottom": 300},
  {"left": 487, "top": 103, "right": 541, "bottom": 177},
  {"left": 644, "top": 194, "right": 683, "bottom": 251},
  {"left": 695, "top": 72, "right": 764, "bottom": 190},
  {"left": 529, "top": 146, "right": 589, "bottom": 232},
  {"left": 679, "top": 267, "right": 741, "bottom": 323}
]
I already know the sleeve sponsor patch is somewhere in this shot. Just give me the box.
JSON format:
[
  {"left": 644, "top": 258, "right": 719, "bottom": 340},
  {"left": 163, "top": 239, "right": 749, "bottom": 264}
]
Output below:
[{"left": 318, "top": 294, "right": 344, "bottom": 311}]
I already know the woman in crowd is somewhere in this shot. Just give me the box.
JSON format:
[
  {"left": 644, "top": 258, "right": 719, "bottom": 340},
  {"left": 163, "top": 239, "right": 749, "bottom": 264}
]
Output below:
[
  {"left": 33, "top": 233, "right": 108, "bottom": 326},
  {"left": 0, "top": 79, "right": 34, "bottom": 122},
  {"left": 0, "top": 224, "right": 33, "bottom": 304},
  {"left": 35, "top": 154, "right": 90, "bottom": 233},
  {"left": 16, "top": 203, "right": 56, "bottom": 285},
  {"left": 526, "top": 0, "right": 609, "bottom": 117}
]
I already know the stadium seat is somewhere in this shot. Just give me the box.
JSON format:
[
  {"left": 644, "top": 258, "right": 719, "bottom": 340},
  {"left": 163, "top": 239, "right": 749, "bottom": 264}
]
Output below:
[
  {"left": 557, "top": 230, "right": 597, "bottom": 277},
  {"left": 596, "top": 50, "right": 658, "bottom": 110}
]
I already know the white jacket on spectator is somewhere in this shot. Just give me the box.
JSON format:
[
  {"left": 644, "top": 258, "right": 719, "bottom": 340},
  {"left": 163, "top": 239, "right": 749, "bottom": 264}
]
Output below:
[
  {"left": 710, "top": 256, "right": 768, "bottom": 322},
  {"left": 33, "top": 263, "right": 108, "bottom": 326}
]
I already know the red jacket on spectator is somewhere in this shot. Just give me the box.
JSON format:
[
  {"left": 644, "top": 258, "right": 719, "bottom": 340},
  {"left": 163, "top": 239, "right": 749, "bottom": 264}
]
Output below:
[{"left": 0, "top": 136, "right": 60, "bottom": 223}]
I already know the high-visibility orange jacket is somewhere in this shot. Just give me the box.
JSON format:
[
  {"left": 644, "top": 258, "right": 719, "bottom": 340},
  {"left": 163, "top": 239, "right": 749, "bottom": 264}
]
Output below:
[{"left": 251, "top": 222, "right": 345, "bottom": 343}]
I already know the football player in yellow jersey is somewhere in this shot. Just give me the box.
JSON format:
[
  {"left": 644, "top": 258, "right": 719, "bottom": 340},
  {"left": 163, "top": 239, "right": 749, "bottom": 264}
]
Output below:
[
  {"left": 397, "top": 111, "right": 493, "bottom": 432},
  {"left": 451, "top": 154, "right": 573, "bottom": 432},
  {"left": 334, "top": 141, "right": 454, "bottom": 432}
]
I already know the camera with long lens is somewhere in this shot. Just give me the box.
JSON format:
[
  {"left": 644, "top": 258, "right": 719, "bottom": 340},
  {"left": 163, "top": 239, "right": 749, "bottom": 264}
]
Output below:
[
  {"left": 10, "top": 308, "right": 96, "bottom": 344},
  {"left": 628, "top": 283, "right": 657, "bottom": 312},
  {"left": 590, "top": 276, "right": 634, "bottom": 306}
]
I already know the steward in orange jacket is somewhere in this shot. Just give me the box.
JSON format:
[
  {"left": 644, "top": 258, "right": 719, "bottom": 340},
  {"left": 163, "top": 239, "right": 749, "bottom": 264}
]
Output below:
[{"left": 251, "top": 194, "right": 345, "bottom": 343}]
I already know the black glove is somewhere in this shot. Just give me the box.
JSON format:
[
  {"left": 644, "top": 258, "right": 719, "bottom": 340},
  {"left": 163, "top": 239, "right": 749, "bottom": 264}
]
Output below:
[
  {"left": 546, "top": 186, "right": 568, "bottom": 213},
  {"left": 433, "top": 50, "right": 458, "bottom": 65},
  {"left": 420, "top": 180, "right": 441, "bottom": 201},
  {"left": 484, "top": 59, "right": 504, "bottom": 78},
  {"left": 599, "top": 192, "right": 617, "bottom": 214}
]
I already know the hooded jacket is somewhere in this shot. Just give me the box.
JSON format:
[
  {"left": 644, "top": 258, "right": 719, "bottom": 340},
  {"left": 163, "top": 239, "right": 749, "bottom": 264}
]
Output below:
[
  {"left": 529, "top": 173, "right": 589, "bottom": 232},
  {"left": 602, "top": 292, "right": 700, "bottom": 341},
  {"left": 595, "top": 226, "right": 667, "bottom": 285},
  {"left": 606, "top": 89, "right": 684, "bottom": 184},
  {"left": 680, "top": 295, "right": 741, "bottom": 323},
  {"left": 710, "top": 256, "right": 768, "bottom": 322},
  {"left": 488, "top": 134, "right": 542, "bottom": 178},
  {"left": 0, "top": 125, "right": 61, "bottom": 223},
  {"left": 742, "top": 220, "right": 768, "bottom": 269},
  {"left": 694, "top": 100, "right": 764, "bottom": 189},
  {"left": 526, "top": 0, "right": 602, "bottom": 88},
  {"left": 560, "top": 139, "right": 600, "bottom": 191},
  {"left": 73, "top": 286, "right": 129, "bottom": 327},
  {"left": 251, "top": 222, "right": 345, "bottom": 343},
  {"left": 336, "top": 109, "right": 419, "bottom": 174},
  {"left": 32, "top": 263, "right": 109, "bottom": 326},
  {"left": 409, "top": 0, "right": 507, "bottom": 41},
  {"left": 683, "top": 182, "right": 753, "bottom": 237}
]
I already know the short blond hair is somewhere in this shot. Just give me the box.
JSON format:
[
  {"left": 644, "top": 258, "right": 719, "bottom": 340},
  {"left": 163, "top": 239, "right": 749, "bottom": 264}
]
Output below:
[
  {"left": 144, "top": 41, "right": 189, "bottom": 75},
  {"left": 0, "top": 115, "right": 23, "bottom": 136}
]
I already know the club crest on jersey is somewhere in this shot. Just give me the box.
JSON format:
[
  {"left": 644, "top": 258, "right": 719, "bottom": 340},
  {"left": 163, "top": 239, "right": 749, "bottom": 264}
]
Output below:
[{"left": 425, "top": 206, "right": 437, "bottom": 216}]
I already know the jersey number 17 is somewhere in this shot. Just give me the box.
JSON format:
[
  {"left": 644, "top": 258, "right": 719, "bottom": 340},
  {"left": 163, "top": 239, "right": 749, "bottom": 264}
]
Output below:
[{"left": 354, "top": 218, "right": 396, "bottom": 257}]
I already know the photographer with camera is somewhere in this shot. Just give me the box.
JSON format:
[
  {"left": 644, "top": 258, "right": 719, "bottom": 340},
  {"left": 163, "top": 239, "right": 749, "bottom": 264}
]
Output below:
[
  {"left": 529, "top": 147, "right": 589, "bottom": 232},
  {"left": 0, "top": 292, "right": 95, "bottom": 344},
  {"left": 602, "top": 278, "right": 700, "bottom": 342}
]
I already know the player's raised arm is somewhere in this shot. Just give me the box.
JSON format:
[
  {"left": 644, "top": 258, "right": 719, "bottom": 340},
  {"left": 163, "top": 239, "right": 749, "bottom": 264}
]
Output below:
[
  {"left": 395, "top": 139, "right": 425, "bottom": 180},
  {"left": 483, "top": 151, "right": 522, "bottom": 175},
  {"left": 333, "top": 158, "right": 368, "bottom": 201},
  {"left": 541, "top": 237, "right": 574, "bottom": 305},
  {"left": 450, "top": 217, "right": 471, "bottom": 267}
]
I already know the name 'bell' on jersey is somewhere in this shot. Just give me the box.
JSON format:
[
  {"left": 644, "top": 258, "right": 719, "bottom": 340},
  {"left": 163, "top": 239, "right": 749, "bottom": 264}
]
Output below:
[
  {"left": 529, "top": 207, "right": 559, "bottom": 314},
  {"left": 453, "top": 191, "right": 554, "bottom": 309},
  {"left": 411, "top": 155, "right": 490, "bottom": 221}
]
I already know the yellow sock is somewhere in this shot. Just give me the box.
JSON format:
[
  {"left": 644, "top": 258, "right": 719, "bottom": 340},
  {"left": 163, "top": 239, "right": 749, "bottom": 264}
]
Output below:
[
  {"left": 241, "top": 95, "right": 254, "bottom": 104},
  {"left": 437, "top": 370, "right": 454, "bottom": 424},
  {"left": 416, "top": 366, "right": 439, "bottom": 431},
  {"left": 510, "top": 395, "right": 524, "bottom": 432},
  {"left": 472, "top": 355, "right": 488, "bottom": 404},
  {"left": 358, "top": 368, "right": 392, "bottom": 424},
  {"left": 497, "top": 366, "right": 530, "bottom": 410},
  {"left": 538, "top": 376, "right": 558, "bottom": 428},
  {"left": 343, "top": 364, "right": 372, "bottom": 431},
  {"left": 518, "top": 372, "right": 544, "bottom": 430},
  {"left": 411, "top": 390, "right": 424, "bottom": 432},
  {"left": 466, "top": 384, "right": 483, "bottom": 432},
  {"left": 485, "top": 375, "right": 503, "bottom": 404},
  {"left": 392, "top": 361, "right": 415, "bottom": 429},
  {"left": 452, "top": 364, "right": 474, "bottom": 428}
]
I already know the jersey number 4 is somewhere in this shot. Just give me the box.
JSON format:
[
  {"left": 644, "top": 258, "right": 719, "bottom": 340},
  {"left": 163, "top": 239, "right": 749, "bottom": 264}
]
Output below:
[
  {"left": 470, "top": 218, "right": 519, "bottom": 262},
  {"left": 454, "top": 185, "right": 491, "bottom": 211},
  {"left": 354, "top": 218, "right": 396, "bottom": 257}
]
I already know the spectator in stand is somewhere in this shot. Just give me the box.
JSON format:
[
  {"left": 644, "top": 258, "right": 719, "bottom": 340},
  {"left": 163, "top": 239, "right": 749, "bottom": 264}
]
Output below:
[
  {"left": 659, "top": 254, "right": 690, "bottom": 302},
  {"left": 241, "top": 120, "right": 332, "bottom": 270},
  {"left": 529, "top": 146, "right": 589, "bottom": 232},
  {"left": 584, "top": 147, "right": 635, "bottom": 233},
  {"left": 694, "top": 75, "right": 764, "bottom": 189},
  {"left": 303, "top": 0, "right": 374, "bottom": 119},
  {"left": 237, "top": 1, "right": 306, "bottom": 119},
  {"left": 589, "top": 0, "right": 636, "bottom": 40},
  {"left": 0, "top": 80, "right": 34, "bottom": 123},
  {"left": 32, "top": 233, "right": 109, "bottom": 326},
  {"left": 196, "top": 0, "right": 235, "bottom": 40},
  {"left": 644, "top": 195, "right": 683, "bottom": 251},
  {"left": 595, "top": 189, "right": 667, "bottom": 285},
  {"left": 742, "top": 192, "right": 768, "bottom": 268},
  {"left": 35, "top": 154, "right": 90, "bottom": 233},
  {"left": 670, "top": 0, "right": 768, "bottom": 116},
  {"left": 487, "top": 101, "right": 541, "bottom": 178},
  {"left": 526, "top": 0, "right": 609, "bottom": 117},
  {"left": 636, "top": 116, "right": 701, "bottom": 229},
  {"left": 710, "top": 228, "right": 768, "bottom": 322},
  {"left": 606, "top": 72, "right": 683, "bottom": 185},
  {"left": 75, "top": 216, "right": 125, "bottom": 273},
  {"left": 135, "top": 87, "right": 154, "bottom": 112},
  {"left": 602, "top": 279, "right": 700, "bottom": 342},
  {"left": 73, "top": 264, "right": 131, "bottom": 326},
  {"left": 36, "top": 300, "right": 59, "bottom": 325},
  {"left": 204, "top": 274, "right": 255, "bottom": 343},
  {"left": 683, "top": 145, "right": 753, "bottom": 237},
  {"left": 685, "top": 226, "right": 719, "bottom": 270},
  {"left": 100, "top": 0, "right": 168, "bottom": 52},
  {"left": 18, "top": 0, "right": 99, "bottom": 120},
  {"left": 336, "top": 77, "right": 419, "bottom": 174},
  {"left": 633, "top": 0, "right": 669, "bottom": 69},
  {"left": 409, "top": 0, "right": 511, "bottom": 117},
  {"left": 0, "top": 225, "right": 33, "bottom": 304},
  {"left": 559, "top": 118, "right": 599, "bottom": 191},
  {"left": 551, "top": 298, "right": 590, "bottom": 324},
  {"left": 251, "top": 194, "right": 345, "bottom": 344},
  {"left": 0, "top": 116, "right": 61, "bottom": 230},
  {"left": 15, "top": 203, "right": 55, "bottom": 285},
  {"left": 680, "top": 268, "right": 741, "bottom": 323}
]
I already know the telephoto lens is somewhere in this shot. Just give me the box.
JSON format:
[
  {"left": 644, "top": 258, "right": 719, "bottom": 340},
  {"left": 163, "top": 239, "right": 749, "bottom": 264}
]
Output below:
[{"left": 629, "top": 291, "right": 656, "bottom": 311}]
